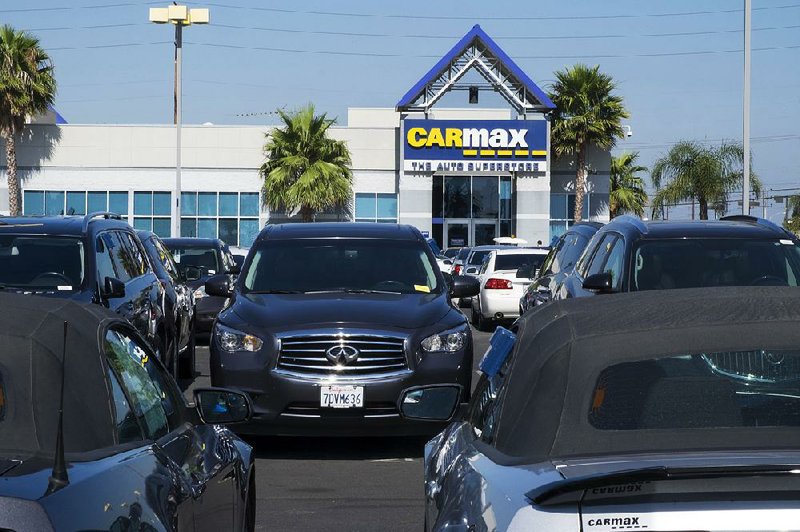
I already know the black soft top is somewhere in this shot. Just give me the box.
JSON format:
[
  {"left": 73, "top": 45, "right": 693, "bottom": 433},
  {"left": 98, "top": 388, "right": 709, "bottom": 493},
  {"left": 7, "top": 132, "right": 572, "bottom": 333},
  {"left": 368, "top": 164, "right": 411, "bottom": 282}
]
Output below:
[
  {"left": 493, "top": 286, "right": 800, "bottom": 461},
  {"left": 0, "top": 293, "right": 119, "bottom": 459}
]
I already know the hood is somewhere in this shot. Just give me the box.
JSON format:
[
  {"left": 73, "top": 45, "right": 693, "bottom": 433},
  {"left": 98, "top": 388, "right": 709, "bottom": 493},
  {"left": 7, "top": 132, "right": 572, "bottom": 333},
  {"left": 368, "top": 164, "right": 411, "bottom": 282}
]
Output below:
[{"left": 228, "top": 291, "right": 452, "bottom": 331}]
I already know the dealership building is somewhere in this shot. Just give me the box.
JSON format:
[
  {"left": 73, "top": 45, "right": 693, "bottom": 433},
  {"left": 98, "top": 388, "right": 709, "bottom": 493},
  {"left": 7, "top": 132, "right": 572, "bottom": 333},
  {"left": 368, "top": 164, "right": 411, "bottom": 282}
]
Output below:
[{"left": 2, "top": 25, "right": 610, "bottom": 248}]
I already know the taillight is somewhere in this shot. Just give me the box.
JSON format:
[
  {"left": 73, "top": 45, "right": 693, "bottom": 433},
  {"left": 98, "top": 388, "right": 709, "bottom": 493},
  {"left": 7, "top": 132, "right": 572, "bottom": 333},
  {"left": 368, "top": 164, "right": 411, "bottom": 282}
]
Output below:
[
  {"left": 484, "top": 278, "right": 512, "bottom": 290},
  {"left": 453, "top": 264, "right": 462, "bottom": 275}
]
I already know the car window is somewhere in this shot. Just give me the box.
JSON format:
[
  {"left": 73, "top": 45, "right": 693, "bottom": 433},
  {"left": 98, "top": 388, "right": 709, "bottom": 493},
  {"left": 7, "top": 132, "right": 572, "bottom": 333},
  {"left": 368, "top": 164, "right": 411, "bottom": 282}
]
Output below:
[
  {"left": 104, "top": 328, "right": 182, "bottom": 439},
  {"left": 604, "top": 237, "right": 626, "bottom": 291},
  {"left": 494, "top": 253, "right": 544, "bottom": 272},
  {"left": 479, "top": 254, "right": 491, "bottom": 275},
  {"left": 468, "top": 250, "right": 491, "bottom": 266},
  {"left": 575, "top": 232, "right": 604, "bottom": 278},
  {"left": 586, "top": 234, "right": 617, "bottom": 277},
  {"left": 169, "top": 246, "right": 221, "bottom": 276},
  {"left": 538, "top": 238, "right": 563, "bottom": 276},
  {"left": 96, "top": 233, "right": 121, "bottom": 283},
  {"left": 469, "top": 333, "right": 518, "bottom": 444},
  {"left": 0, "top": 235, "right": 85, "bottom": 291},
  {"left": 102, "top": 232, "right": 133, "bottom": 283},
  {"left": 152, "top": 237, "right": 180, "bottom": 282},
  {"left": 553, "top": 233, "right": 590, "bottom": 275},
  {"left": 221, "top": 245, "right": 237, "bottom": 273},
  {"left": 106, "top": 366, "right": 145, "bottom": 444},
  {"left": 632, "top": 238, "right": 800, "bottom": 291},
  {"left": 119, "top": 233, "right": 148, "bottom": 278}
]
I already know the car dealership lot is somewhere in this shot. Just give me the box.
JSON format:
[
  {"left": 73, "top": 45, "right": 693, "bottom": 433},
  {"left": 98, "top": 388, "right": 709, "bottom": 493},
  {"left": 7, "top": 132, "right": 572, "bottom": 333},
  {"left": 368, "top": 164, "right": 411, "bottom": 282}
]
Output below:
[{"left": 185, "top": 311, "right": 492, "bottom": 531}]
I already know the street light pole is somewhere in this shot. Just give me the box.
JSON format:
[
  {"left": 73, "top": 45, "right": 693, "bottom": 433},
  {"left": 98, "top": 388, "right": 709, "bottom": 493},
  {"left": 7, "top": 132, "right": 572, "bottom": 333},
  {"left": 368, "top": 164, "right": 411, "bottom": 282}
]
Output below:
[
  {"left": 149, "top": 5, "right": 209, "bottom": 237},
  {"left": 742, "top": 0, "right": 751, "bottom": 215}
]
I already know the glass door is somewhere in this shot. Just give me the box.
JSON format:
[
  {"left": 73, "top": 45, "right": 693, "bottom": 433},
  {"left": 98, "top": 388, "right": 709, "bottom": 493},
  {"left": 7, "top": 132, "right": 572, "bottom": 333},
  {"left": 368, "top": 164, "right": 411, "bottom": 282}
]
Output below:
[
  {"left": 473, "top": 220, "right": 498, "bottom": 246},
  {"left": 444, "top": 220, "right": 470, "bottom": 248}
]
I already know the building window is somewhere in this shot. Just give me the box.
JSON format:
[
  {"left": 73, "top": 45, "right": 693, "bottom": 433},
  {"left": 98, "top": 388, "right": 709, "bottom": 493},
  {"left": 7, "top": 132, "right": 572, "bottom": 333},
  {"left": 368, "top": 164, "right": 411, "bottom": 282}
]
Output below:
[
  {"left": 180, "top": 191, "right": 260, "bottom": 247},
  {"left": 133, "top": 192, "right": 171, "bottom": 237},
  {"left": 550, "top": 192, "right": 591, "bottom": 240},
  {"left": 22, "top": 190, "right": 129, "bottom": 217},
  {"left": 355, "top": 193, "right": 398, "bottom": 223}
]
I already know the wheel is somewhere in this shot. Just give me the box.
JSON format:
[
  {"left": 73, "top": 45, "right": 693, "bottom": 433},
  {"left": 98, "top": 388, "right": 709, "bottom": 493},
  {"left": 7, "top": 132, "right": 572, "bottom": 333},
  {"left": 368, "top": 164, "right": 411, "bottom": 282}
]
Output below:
[
  {"left": 469, "top": 306, "right": 478, "bottom": 326},
  {"left": 476, "top": 309, "right": 492, "bottom": 332},
  {"left": 178, "top": 321, "right": 196, "bottom": 379}
]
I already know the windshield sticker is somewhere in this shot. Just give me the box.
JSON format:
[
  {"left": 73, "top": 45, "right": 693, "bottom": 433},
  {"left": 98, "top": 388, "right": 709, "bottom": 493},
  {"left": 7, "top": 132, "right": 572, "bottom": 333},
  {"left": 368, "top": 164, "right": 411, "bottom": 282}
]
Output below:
[
  {"left": 208, "top": 269, "right": 216, "bottom": 274},
  {"left": 57, "top": 285, "right": 72, "bottom": 291},
  {"left": 414, "top": 285, "right": 431, "bottom": 293}
]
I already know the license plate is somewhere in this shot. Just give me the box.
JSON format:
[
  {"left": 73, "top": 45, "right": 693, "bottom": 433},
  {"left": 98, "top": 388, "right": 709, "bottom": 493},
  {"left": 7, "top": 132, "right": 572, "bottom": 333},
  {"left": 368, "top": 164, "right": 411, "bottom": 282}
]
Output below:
[{"left": 320, "top": 385, "right": 364, "bottom": 409}]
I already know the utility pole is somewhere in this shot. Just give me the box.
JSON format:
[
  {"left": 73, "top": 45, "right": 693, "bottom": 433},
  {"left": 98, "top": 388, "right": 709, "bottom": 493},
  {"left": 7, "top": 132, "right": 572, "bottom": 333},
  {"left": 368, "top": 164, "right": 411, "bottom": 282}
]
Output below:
[{"left": 742, "top": 0, "right": 751, "bottom": 214}]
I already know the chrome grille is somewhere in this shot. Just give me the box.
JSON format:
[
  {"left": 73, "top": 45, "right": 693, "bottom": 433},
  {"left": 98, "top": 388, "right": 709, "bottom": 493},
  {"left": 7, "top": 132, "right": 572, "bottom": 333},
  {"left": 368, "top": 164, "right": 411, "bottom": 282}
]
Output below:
[
  {"left": 277, "top": 334, "right": 407, "bottom": 376},
  {"left": 702, "top": 351, "right": 800, "bottom": 384}
]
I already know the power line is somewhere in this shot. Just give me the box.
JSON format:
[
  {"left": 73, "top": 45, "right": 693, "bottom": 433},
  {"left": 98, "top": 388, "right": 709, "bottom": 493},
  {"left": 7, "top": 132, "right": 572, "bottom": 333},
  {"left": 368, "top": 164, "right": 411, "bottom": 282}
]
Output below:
[{"left": 0, "top": 1, "right": 162, "bottom": 13}]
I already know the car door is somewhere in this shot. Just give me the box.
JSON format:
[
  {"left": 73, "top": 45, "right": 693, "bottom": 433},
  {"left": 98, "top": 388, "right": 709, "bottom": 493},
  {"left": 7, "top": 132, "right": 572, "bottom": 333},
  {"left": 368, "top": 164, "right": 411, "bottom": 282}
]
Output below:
[
  {"left": 118, "top": 232, "right": 162, "bottom": 349},
  {"left": 97, "top": 231, "right": 139, "bottom": 327},
  {"left": 153, "top": 237, "right": 192, "bottom": 350},
  {"left": 105, "top": 325, "right": 240, "bottom": 532}
]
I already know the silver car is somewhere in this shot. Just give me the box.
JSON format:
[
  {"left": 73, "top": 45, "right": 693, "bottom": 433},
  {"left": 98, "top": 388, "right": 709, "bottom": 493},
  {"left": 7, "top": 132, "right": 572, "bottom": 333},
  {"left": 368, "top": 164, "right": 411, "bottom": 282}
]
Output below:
[{"left": 400, "top": 286, "right": 800, "bottom": 531}]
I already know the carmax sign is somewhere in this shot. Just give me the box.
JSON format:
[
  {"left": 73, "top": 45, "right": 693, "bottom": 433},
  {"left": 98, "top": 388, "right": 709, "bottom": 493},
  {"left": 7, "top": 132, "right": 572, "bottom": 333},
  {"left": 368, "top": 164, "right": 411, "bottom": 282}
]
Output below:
[{"left": 403, "top": 119, "right": 547, "bottom": 173}]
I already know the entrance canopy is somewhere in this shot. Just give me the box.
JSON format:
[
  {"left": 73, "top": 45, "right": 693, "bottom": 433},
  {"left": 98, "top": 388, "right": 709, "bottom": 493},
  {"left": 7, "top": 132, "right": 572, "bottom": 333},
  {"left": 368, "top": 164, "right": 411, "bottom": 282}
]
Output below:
[{"left": 396, "top": 25, "right": 555, "bottom": 115}]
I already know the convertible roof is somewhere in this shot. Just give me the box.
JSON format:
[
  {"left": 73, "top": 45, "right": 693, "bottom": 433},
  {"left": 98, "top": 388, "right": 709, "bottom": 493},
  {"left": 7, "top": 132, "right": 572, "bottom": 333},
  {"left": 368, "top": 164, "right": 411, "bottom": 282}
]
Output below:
[
  {"left": 0, "top": 293, "right": 119, "bottom": 458},
  {"left": 493, "top": 286, "right": 800, "bottom": 461}
]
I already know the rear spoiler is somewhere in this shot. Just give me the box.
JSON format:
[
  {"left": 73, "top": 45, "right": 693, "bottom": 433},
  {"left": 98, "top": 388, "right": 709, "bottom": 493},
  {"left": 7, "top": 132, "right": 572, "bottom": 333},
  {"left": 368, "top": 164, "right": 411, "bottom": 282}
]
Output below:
[{"left": 527, "top": 464, "right": 800, "bottom": 506}]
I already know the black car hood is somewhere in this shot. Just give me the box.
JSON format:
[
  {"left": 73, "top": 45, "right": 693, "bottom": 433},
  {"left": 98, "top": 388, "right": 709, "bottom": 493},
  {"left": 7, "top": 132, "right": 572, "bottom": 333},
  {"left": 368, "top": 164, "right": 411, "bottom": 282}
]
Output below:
[{"left": 229, "top": 291, "right": 451, "bottom": 331}]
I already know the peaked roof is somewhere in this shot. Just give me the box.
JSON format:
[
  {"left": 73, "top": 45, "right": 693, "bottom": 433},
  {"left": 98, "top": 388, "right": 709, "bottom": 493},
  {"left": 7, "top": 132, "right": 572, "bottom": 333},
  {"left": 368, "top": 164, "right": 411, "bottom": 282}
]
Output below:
[{"left": 396, "top": 25, "right": 555, "bottom": 113}]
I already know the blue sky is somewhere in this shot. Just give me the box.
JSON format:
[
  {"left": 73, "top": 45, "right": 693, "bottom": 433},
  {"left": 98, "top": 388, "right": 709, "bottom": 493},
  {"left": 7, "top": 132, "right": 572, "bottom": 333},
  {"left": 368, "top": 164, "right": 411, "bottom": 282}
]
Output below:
[{"left": 6, "top": 0, "right": 800, "bottom": 220}]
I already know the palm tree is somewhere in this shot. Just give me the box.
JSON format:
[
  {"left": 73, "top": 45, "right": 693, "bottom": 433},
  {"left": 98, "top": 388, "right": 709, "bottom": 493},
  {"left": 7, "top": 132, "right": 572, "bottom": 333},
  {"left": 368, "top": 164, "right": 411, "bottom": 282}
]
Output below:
[
  {"left": 609, "top": 151, "right": 648, "bottom": 218},
  {"left": 549, "top": 64, "right": 629, "bottom": 222},
  {"left": 650, "top": 140, "right": 761, "bottom": 220},
  {"left": 784, "top": 195, "right": 800, "bottom": 234},
  {"left": 0, "top": 26, "right": 56, "bottom": 216},
  {"left": 260, "top": 104, "right": 353, "bottom": 222}
]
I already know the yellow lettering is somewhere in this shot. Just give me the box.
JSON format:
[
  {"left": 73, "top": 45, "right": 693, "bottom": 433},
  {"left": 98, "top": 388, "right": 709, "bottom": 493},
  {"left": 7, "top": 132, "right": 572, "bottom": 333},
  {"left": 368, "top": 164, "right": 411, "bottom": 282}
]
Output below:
[
  {"left": 445, "top": 128, "right": 463, "bottom": 147},
  {"left": 426, "top": 128, "right": 445, "bottom": 147},
  {"left": 407, "top": 127, "right": 427, "bottom": 148}
]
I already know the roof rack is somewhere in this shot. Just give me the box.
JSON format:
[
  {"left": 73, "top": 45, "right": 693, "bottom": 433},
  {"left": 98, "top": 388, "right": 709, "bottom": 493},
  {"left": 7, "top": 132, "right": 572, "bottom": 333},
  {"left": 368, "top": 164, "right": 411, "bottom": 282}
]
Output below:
[
  {"left": 720, "top": 214, "right": 793, "bottom": 238},
  {"left": 82, "top": 212, "right": 123, "bottom": 232},
  {"left": 608, "top": 215, "right": 648, "bottom": 234}
]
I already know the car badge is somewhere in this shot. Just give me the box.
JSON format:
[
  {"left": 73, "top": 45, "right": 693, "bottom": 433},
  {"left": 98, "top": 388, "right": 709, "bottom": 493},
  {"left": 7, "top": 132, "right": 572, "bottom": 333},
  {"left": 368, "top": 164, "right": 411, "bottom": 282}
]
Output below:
[{"left": 326, "top": 344, "right": 360, "bottom": 366}]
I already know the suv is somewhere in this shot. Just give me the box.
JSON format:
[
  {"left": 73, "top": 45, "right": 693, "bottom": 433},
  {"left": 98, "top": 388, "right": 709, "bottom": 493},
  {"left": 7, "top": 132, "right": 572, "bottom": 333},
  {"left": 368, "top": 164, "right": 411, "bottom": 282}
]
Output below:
[
  {"left": 557, "top": 215, "right": 800, "bottom": 299},
  {"left": 0, "top": 213, "right": 169, "bottom": 362},
  {"left": 162, "top": 238, "right": 240, "bottom": 337},
  {"left": 203, "top": 223, "right": 479, "bottom": 436},
  {"left": 519, "top": 222, "right": 602, "bottom": 313}
]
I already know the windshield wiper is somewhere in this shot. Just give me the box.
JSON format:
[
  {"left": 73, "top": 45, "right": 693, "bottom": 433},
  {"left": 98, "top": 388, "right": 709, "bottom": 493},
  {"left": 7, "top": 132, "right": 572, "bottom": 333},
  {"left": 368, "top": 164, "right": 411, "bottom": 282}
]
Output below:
[
  {"left": 304, "top": 288, "right": 402, "bottom": 295},
  {"left": 527, "top": 464, "right": 800, "bottom": 506}
]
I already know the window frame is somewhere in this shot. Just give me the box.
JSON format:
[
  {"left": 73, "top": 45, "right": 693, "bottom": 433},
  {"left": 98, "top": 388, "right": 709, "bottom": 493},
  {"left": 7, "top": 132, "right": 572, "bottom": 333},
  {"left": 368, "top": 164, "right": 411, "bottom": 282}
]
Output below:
[
  {"left": 180, "top": 191, "right": 261, "bottom": 247},
  {"left": 354, "top": 192, "right": 399, "bottom": 223}
]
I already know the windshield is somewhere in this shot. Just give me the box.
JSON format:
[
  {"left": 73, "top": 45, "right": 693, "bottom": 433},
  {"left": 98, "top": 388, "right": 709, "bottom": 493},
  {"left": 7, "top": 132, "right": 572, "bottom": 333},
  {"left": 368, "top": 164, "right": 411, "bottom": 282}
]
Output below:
[
  {"left": 495, "top": 253, "right": 544, "bottom": 271},
  {"left": 443, "top": 248, "right": 460, "bottom": 259},
  {"left": 469, "top": 250, "right": 492, "bottom": 265},
  {"left": 0, "top": 235, "right": 85, "bottom": 291},
  {"left": 633, "top": 239, "right": 800, "bottom": 290},
  {"left": 167, "top": 246, "right": 221, "bottom": 276},
  {"left": 456, "top": 248, "right": 471, "bottom": 261},
  {"left": 243, "top": 239, "right": 440, "bottom": 294}
]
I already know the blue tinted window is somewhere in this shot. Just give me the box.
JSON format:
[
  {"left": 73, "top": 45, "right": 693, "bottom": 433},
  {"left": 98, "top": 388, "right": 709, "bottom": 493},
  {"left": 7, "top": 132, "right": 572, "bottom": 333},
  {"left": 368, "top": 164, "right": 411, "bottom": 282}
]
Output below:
[
  {"left": 239, "top": 219, "right": 259, "bottom": 247},
  {"left": 133, "top": 218, "right": 152, "bottom": 231},
  {"left": 549, "top": 221, "right": 568, "bottom": 241},
  {"left": 219, "top": 193, "right": 237, "bottom": 216},
  {"left": 240, "top": 193, "right": 259, "bottom": 217},
  {"left": 181, "top": 192, "right": 197, "bottom": 216},
  {"left": 198, "top": 218, "right": 216, "bottom": 238},
  {"left": 550, "top": 194, "right": 567, "bottom": 219},
  {"left": 198, "top": 193, "right": 217, "bottom": 216},
  {"left": 219, "top": 218, "right": 237, "bottom": 245},
  {"left": 66, "top": 192, "right": 86, "bottom": 215},
  {"left": 376, "top": 194, "right": 397, "bottom": 220},
  {"left": 45, "top": 191, "right": 65, "bottom": 215},
  {"left": 153, "top": 192, "right": 171, "bottom": 216},
  {"left": 109, "top": 192, "right": 128, "bottom": 215},
  {"left": 181, "top": 218, "right": 197, "bottom": 237},
  {"left": 87, "top": 192, "right": 107, "bottom": 213},
  {"left": 152, "top": 218, "right": 170, "bottom": 238},
  {"left": 23, "top": 191, "right": 44, "bottom": 215},
  {"left": 355, "top": 193, "right": 376, "bottom": 220},
  {"left": 134, "top": 192, "right": 152, "bottom": 216}
]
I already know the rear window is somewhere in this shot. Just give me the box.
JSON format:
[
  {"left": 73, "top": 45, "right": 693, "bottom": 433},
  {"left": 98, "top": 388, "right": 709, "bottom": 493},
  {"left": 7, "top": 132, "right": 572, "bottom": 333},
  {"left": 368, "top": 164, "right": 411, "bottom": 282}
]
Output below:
[
  {"left": 495, "top": 253, "right": 545, "bottom": 272},
  {"left": 633, "top": 239, "right": 800, "bottom": 290},
  {"left": 0, "top": 235, "right": 85, "bottom": 291},
  {"left": 469, "top": 250, "right": 491, "bottom": 265},
  {"left": 167, "top": 246, "right": 220, "bottom": 276},
  {"left": 589, "top": 351, "right": 800, "bottom": 430}
]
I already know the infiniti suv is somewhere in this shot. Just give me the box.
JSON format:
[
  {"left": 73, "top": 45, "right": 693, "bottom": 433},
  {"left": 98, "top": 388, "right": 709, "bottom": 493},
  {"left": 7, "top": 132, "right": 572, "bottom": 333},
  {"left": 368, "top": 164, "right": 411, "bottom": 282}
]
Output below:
[{"left": 204, "top": 223, "right": 479, "bottom": 436}]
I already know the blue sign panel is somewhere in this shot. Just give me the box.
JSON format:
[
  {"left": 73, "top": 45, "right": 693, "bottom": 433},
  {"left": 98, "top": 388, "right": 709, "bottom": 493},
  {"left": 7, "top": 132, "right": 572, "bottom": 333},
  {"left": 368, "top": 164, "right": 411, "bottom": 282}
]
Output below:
[{"left": 403, "top": 119, "right": 547, "bottom": 173}]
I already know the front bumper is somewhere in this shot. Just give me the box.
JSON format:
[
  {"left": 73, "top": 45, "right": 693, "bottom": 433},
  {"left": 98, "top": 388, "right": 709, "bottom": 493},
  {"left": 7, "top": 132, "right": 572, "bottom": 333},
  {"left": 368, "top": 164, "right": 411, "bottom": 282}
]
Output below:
[{"left": 210, "top": 330, "right": 473, "bottom": 437}]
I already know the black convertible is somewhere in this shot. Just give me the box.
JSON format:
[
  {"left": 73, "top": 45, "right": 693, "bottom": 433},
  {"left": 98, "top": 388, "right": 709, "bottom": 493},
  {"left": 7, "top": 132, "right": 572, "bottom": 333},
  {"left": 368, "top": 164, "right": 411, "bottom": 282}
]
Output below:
[{"left": 0, "top": 293, "right": 255, "bottom": 531}]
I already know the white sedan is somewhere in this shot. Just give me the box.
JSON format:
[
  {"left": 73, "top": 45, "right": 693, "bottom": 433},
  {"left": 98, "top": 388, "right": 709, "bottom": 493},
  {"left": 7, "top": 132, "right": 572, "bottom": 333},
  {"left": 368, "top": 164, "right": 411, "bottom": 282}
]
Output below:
[{"left": 471, "top": 248, "right": 549, "bottom": 331}]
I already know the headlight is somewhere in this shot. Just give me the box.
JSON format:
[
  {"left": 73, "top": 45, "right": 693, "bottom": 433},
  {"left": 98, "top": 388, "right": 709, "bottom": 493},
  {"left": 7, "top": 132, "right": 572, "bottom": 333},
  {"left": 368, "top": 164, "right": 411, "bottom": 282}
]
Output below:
[
  {"left": 421, "top": 326, "right": 468, "bottom": 353},
  {"left": 193, "top": 285, "right": 207, "bottom": 299},
  {"left": 215, "top": 323, "right": 263, "bottom": 353}
]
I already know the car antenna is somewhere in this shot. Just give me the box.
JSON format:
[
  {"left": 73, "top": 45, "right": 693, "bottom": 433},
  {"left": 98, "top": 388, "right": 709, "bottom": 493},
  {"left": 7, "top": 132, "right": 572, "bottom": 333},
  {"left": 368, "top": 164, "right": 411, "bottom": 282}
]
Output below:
[{"left": 45, "top": 321, "right": 70, "bottom": 495}]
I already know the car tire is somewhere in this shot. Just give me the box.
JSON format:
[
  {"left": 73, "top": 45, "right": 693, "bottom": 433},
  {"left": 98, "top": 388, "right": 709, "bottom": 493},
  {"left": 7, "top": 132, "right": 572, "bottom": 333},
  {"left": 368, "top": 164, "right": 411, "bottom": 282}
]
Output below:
[
  {"left": 476, "top": 311, "right": 492, "bottom": 332},
  {"left": 179, "top": 321, "right": 196, "bottom": 379},
  {"left": 469, "top": 306, "right": 478, "bottom": 326}
]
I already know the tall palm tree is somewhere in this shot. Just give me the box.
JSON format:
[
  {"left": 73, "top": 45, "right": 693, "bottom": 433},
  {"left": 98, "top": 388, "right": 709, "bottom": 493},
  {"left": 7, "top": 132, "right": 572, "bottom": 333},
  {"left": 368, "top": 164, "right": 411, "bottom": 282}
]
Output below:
[
  {"left": 260, "top": 104, "right": 353, "bottom": 222},
  {"left": 549, "top": 64, "right": 629, "bottom": 222},
  {"left": 609, "top": 151, "right": 648, "bottom": 218},
  {"left": 0, "top": 25, "right": 56, "bottom": 216},
  {"left": 784, "top": 195, "right": 800, "bottom": 234},
  {"left": 650, "top": 140, "right": 761, "bottom": 220}
]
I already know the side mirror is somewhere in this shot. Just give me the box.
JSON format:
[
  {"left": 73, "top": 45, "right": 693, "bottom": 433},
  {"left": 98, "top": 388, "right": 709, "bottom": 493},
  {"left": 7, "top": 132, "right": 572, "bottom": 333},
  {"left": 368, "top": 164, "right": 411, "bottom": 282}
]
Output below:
[
  {"left": 184, "top": 265, "right": 202, "bottom": 282},
  {"left": 194, "top": 388, "right": 252, "bottom": 424},
  {"left": 205, "top": 273, "right": 233, "bottom": 298},
  {"left": 450, "top": 275, "right": 480, "bottom": 298},
  {"left": 398, "top": 385, "right": 462, "bottom": 421},
  {"left": 101, "top": 276, "right": 125, "bottom": 299},
  {"left": 583, "top": 272, "right": 614, "bottom": 293}
]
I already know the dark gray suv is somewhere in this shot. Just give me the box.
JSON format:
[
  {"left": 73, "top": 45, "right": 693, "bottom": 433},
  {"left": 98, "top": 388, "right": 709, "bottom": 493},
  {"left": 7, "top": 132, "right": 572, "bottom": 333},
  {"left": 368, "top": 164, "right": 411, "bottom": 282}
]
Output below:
[{"left": 204, "top": 223, "right": 479, "bottom": 436}]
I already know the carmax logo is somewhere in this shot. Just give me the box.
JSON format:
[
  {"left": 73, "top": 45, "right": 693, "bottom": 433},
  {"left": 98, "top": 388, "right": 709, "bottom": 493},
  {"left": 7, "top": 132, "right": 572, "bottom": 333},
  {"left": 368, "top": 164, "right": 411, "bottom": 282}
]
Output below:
[{"left": 406, "top": 126, "right": 546, "bottom": 158}]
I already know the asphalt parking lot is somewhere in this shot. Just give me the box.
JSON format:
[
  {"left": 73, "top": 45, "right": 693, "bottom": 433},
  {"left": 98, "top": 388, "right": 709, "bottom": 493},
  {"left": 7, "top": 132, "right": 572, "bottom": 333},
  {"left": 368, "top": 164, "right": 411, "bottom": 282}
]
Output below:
[{"left": 185, "top": 308, "right": 493, "bottom": 532}]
